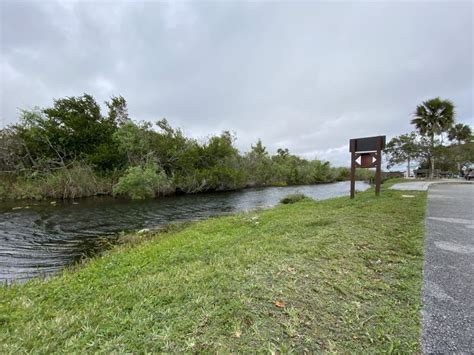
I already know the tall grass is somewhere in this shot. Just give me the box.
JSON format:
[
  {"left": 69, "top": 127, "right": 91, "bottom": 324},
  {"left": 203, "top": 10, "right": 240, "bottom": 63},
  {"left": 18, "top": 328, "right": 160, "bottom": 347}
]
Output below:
[{"left": 0, "top": 163, "right": 113, "bottom": 200}]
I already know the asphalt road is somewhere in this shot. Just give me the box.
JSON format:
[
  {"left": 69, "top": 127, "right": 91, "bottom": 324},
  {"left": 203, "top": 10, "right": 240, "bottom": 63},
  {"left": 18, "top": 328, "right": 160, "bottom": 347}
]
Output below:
[{"left": 422, "top": 183, "right": 474, "bottom": 354}]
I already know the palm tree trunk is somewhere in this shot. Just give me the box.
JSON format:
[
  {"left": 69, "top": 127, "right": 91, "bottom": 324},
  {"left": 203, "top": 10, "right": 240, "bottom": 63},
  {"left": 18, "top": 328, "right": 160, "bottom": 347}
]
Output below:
[
  {"left": 430, "top": 133, "right": 435, "bottom": 179},
  {"left": 407, "top": 157, "right": 411, "bottom": 178},
  {"left": 457, "top": 139, "right": 462, "bottom": 177},
  {"left": 431, "top": 156, "right": 435, "bottom": 179}
]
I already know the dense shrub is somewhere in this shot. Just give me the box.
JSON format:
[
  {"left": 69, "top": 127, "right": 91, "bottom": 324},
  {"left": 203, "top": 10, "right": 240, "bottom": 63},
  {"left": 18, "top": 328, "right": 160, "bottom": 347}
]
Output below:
[
  {"left": 0, "top": 94, "right": 374, "bottom": 200},
  {"left": 113, "top": 164, "right": 172, "bottom": 199}
]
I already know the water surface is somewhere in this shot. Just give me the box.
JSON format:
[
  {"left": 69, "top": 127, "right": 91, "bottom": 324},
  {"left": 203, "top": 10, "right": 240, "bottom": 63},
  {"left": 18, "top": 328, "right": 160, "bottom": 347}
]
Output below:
[{"left": 0, "top": 181, "right": 369, "bottom": 283}]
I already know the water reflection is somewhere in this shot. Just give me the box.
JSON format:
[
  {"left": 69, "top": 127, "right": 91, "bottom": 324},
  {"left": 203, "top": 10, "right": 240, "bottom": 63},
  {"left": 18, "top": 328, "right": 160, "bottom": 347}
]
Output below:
[{"left": 0, "top": 181, "right": 369, "bottom": 283}]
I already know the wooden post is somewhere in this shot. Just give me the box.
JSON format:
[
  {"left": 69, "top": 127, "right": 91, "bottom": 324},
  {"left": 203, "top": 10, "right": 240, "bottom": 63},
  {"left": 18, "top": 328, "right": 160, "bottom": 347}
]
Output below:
[
  {"left": 375, "top": 136, "right": 382, "bottom": 196},
  {"left": 350, "top": 139, "right": 356, "bottom": 199}
]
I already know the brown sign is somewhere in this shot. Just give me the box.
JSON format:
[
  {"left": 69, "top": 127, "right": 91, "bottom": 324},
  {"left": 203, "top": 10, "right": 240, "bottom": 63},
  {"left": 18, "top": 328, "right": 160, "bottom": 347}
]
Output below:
[
  {"left": 349, "top": 136, "right": 386, "bottom": 152},
  {"left": 349, "top": 135, "right": 385, "bottom": 198}
]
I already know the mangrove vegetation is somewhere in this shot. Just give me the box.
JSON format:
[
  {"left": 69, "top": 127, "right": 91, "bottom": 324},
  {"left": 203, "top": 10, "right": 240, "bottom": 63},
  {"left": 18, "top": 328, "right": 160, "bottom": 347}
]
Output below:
[{"left": 0, "top": 94, "right": 371, "bottom": 200}]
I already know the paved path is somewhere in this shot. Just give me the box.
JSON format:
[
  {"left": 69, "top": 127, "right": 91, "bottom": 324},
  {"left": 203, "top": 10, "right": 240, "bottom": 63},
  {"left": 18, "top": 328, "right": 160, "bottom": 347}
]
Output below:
[
  {"left": 422, "top": 184, "right": 474, "bottom": 354},
  {"left": 390, "top": 180, "right": 472, "bottom": 191}
]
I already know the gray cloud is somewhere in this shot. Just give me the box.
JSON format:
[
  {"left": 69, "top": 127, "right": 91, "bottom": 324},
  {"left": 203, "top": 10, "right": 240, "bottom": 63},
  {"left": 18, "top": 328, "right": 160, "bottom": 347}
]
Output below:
[{"left": 1, "top": 0, "right": 472, "bottom": 166}]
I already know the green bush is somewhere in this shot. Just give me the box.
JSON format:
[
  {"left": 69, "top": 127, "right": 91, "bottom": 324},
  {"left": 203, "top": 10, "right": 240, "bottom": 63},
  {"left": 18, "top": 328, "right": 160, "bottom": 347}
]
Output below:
[
  {"left": 113, "top": 163, "right": 172, "bottom": 199},
  {"left": 280, "top": 193, "right": 309, "bottom": 204}
]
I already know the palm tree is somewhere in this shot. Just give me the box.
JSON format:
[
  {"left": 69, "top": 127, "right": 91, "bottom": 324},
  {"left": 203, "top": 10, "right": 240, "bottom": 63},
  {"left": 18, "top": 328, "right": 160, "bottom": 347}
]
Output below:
[
  {"left": 411, "top": 97, "right": 455, "bottom": 178},
  {"left": 448, "top": 123, "right": 472, "bottom": 144}
]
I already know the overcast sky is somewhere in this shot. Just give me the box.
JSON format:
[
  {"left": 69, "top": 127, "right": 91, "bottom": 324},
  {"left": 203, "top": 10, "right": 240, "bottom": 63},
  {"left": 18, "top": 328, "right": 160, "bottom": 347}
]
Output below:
[{"left": 1, "top": 0, "right": 472, "bottom": 166}]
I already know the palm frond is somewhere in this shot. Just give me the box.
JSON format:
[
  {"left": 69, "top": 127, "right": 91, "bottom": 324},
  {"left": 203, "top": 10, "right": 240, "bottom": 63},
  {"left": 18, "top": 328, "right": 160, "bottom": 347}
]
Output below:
[{"left": 411, "top": 98, "right": 455, "bottom": 137}]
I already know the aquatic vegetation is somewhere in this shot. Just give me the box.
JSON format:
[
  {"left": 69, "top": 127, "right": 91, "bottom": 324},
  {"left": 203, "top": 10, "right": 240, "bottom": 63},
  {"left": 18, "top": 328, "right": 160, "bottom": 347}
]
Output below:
[{"left": 279, "top": 193, "right": 309, "bottom": 204}]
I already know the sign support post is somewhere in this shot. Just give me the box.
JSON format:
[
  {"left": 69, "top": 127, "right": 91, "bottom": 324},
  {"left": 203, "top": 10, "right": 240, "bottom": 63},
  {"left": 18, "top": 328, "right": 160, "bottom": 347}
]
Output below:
[
  {"left": 375, "top": 136, "right": 382, "bottom": 196},
  {"left": 349, "top": 135, "right": 386, "bottom": 199},
  {"left": 350, "top": 140, "right": 356, "bottom": 199}
]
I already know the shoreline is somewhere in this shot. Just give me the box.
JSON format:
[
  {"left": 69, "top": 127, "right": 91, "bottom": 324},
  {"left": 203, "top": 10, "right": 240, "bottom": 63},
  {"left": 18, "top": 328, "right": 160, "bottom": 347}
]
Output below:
[
  {"left": 0, "top": 178, "right": 372, "bottom": 205},
  {"left": 1, "top": 183, "right": 426, "bottom": 352},
  {"left": 1, "top": 181, "right": 372, "bottom": 283}
]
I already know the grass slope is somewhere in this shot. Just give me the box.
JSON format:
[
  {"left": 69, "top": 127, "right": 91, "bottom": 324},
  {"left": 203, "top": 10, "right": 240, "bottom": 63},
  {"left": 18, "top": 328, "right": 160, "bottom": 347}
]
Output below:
[{"left": 0, "top": 187, "right": 426, "bottom": 353}]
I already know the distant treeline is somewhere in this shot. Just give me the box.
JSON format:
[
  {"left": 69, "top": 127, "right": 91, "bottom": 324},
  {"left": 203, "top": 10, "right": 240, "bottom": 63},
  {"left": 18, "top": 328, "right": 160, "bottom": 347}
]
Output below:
[{"left": 0, "top": 94, "right": 372, "bottom": 200}]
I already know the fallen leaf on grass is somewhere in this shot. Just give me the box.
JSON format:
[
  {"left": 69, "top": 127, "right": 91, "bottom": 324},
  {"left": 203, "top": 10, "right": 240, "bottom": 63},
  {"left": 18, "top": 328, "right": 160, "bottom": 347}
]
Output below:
[{"left": 273, "top": 300, "right": 285, "bottom": 308}]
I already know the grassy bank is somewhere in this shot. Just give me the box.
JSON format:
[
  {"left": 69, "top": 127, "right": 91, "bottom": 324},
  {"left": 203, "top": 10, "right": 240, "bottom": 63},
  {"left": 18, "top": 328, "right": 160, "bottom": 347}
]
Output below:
[
  {"left": 0, "top": 163, "right": 374, "bottom": 201},
  {"left": 0, "top": 175, "right": 362, "bottom": 201},
  {"left": 0, "top": 187, "right": 426, "bottom": 352},
  {"left": 0, "top": 173, "right": 372, "bottom": 201}
]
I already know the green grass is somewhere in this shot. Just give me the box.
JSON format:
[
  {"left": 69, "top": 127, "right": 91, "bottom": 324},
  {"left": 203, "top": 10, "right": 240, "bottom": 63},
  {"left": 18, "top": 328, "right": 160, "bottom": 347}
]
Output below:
[
  {"left": 382, "top": 177, "right": 411, "bottom": 185},
  {"left": 0, "top": 187, "right": 426, "bottom": 353}
]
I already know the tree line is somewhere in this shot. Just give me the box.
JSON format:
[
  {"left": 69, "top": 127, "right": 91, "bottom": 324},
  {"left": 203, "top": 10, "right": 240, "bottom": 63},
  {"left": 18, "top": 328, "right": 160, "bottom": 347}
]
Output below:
[
  {"left": 385, "top": 97, "right": 472, "bottom": 178},
  {"left": 0, "top": 94, "right": 369, "bottom": 200}
]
